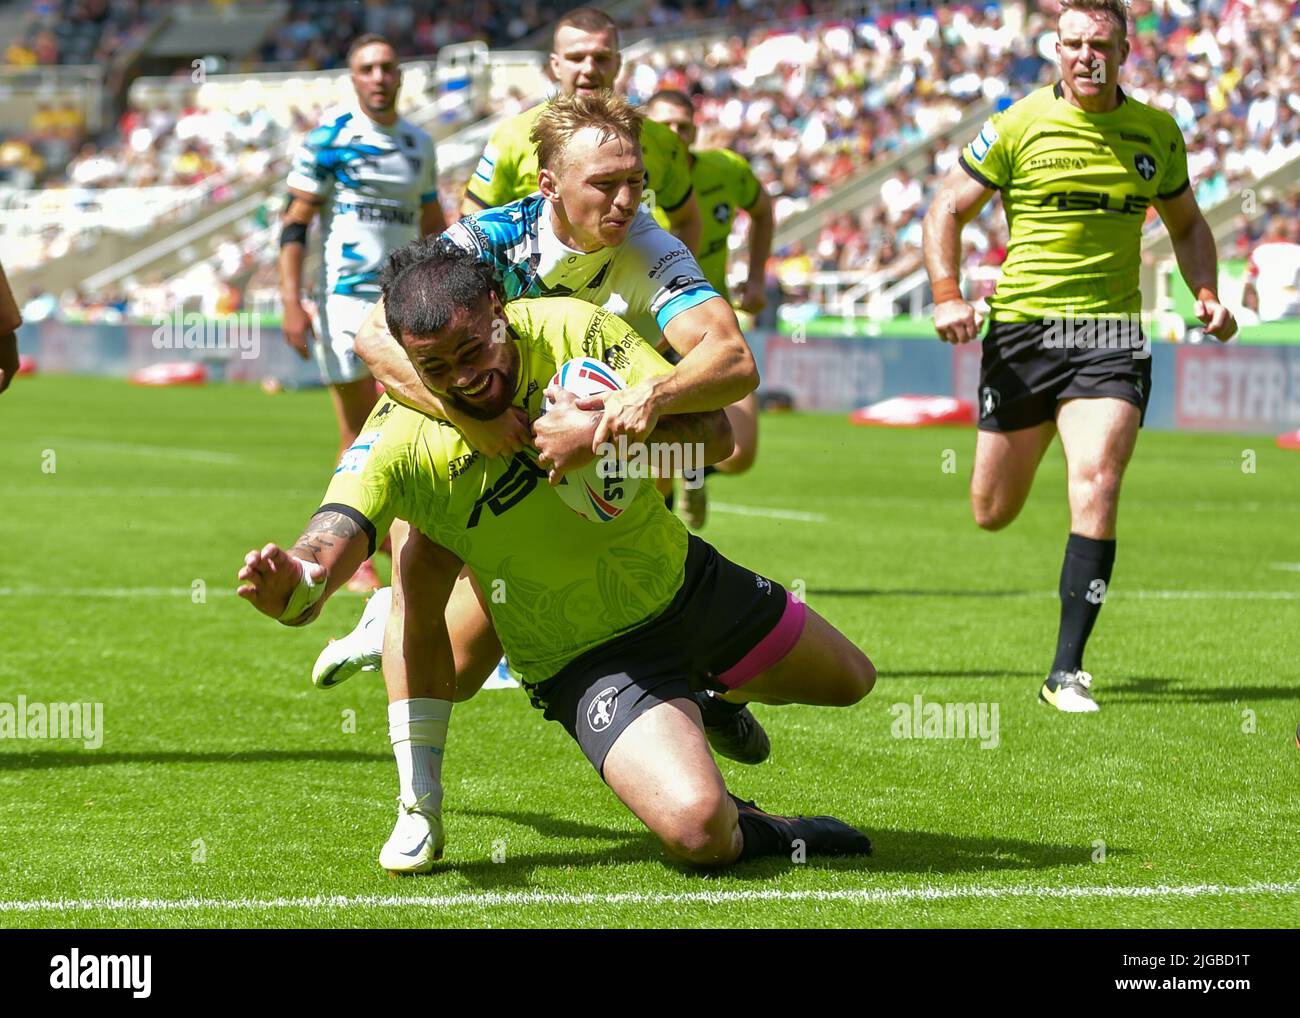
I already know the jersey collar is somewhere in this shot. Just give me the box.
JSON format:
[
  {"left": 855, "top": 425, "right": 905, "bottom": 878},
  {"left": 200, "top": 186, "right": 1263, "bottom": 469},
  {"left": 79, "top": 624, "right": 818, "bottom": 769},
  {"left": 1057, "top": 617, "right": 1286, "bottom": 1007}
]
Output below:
[
  {"left": 536, "top": 204, "right": 614, "bottom": 292},
  {"left": 1053, "top": 80, "right": 1127, "bottom": 105}
]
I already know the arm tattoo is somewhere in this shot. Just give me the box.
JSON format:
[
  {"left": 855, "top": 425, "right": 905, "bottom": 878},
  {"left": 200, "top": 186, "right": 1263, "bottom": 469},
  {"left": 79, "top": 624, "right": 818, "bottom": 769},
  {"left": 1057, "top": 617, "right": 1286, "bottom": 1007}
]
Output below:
[{"left": 290, "top": 510, "right": 362, "bottom": 562}]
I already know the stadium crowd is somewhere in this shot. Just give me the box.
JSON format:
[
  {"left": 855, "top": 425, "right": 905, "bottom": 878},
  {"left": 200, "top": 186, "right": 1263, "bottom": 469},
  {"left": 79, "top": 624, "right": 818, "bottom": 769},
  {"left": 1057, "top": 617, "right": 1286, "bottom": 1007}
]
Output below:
[
  {"left": 3, "top": 0, "right": 569, "bottom": 68},
  {"left": 7, "top": 0, "right": 1299, "bottom": 321}
]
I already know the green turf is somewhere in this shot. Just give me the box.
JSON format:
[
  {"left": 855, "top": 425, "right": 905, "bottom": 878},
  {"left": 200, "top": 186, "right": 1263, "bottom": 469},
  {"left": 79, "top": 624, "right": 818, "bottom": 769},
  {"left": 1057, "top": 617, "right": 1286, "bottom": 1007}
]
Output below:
[{"left": 1, "top": 375, "right": 1297, "bottom": 929}]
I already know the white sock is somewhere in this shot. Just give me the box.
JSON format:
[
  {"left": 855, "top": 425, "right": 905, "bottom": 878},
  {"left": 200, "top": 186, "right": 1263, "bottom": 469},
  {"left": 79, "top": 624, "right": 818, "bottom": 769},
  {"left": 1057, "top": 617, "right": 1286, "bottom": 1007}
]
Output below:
[{"left": 388, "top": 698, "right": 451, "bottom": 812}]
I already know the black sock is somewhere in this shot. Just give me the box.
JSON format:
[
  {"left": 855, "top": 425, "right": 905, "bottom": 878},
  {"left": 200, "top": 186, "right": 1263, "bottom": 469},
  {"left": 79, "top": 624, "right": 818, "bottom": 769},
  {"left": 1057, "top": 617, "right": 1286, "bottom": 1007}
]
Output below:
[
  {"left": 730, "top": 794, "right": 788, "bottom": 860},
  {"left": 1051, "top": 533, "right": 1117, "bottom": 673}
]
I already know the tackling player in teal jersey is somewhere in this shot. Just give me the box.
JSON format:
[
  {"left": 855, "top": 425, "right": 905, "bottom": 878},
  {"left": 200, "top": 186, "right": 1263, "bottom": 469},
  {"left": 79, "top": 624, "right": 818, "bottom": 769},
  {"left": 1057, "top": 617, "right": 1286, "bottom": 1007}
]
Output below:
[
  {"left": 237, "top": 246, "right": 877, "bottom": 873},
  {"left": 645, "top": 89, "right": 774, "bottom": 529}
]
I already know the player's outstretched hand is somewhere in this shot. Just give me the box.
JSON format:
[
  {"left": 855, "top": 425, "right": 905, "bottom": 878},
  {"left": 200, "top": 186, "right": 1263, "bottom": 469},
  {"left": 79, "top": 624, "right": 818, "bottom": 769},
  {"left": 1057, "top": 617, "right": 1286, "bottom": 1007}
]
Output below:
[
  {"left": 237, "top": 543, "right": 323, "bottom": 620},
  {"left": 587, "top": 380, "right": 659, "bottom": 449},
  {"left": 451, "top": 406, "right": 531, "bottom": 457},
  {"left": 534, "top": 387, "right": 598, "bottom": 485},
  {"left": 932, "top": 299, "right": 981, "bottom": 344},
  {"left": 1195, "top": 297, "right": 1238, "bottom": 342},
  {"left": 281, "top": 303, "right": 314, "bottom": 360}
]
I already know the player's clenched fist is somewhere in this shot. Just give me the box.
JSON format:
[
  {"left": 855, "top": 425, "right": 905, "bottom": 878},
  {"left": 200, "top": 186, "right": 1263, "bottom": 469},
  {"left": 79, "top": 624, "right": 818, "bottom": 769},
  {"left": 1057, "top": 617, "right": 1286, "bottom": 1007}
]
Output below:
[
  {"left": 1195, "top": 296, "right": 1238, "bottom": 342},
  {"left": 932, "top": 298, "right": 981, "bottom": 344}
]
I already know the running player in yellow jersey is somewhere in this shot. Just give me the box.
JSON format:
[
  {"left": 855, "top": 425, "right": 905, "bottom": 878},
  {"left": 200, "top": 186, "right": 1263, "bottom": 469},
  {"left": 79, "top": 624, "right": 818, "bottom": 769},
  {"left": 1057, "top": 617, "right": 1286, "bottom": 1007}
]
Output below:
[
  {"left": 237, "top": 246, "right": 876, "bottom": 873},
  {"left": 462, "top": 7, "right": 702, "bottom": 254},
  {"left": 644, "top": 89, "right": 774, "bottom": 528},
  {"left": 921, "top": 0, "right": 1236, "bottom": 713}
]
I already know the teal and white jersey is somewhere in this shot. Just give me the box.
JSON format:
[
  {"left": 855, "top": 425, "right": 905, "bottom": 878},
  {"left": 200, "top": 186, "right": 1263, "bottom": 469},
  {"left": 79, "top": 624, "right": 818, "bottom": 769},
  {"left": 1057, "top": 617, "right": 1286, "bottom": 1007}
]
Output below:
[
  {"left": 441, "top": 193, "right": 717, "bottom": 347},
  {"left": 287, "top": 104, "right": 438, "bottom": 299}
]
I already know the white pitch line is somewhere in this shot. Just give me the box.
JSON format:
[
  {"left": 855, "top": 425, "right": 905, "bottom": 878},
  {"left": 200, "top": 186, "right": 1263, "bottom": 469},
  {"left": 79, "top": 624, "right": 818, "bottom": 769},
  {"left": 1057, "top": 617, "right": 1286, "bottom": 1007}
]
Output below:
[
  {"left": 1, "top": 880, "right": 1297, "bottom": 915},
  {"left": 0, "top": 586, "right": 1294, "bottom": 601},
  {"left": 710, "top": 502, "right": 828, "bottom": 523},
  {"left": 50, "top": 440, "right": 243, "bottom": 466}
]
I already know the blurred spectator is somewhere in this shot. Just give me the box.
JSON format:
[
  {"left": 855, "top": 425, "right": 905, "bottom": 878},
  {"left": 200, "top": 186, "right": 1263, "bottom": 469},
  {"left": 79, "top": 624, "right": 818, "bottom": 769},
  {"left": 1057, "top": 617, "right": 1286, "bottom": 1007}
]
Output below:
[{"left": 1242, "top": 216, "right": 1300, "bottom": 322}]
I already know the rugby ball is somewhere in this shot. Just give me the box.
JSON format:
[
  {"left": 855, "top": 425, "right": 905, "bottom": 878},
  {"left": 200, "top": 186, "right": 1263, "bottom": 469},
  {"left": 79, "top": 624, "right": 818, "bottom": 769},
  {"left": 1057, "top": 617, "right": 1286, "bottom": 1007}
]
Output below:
[{"left": 541, "top": 357, "right": 640, "bottom": 522}]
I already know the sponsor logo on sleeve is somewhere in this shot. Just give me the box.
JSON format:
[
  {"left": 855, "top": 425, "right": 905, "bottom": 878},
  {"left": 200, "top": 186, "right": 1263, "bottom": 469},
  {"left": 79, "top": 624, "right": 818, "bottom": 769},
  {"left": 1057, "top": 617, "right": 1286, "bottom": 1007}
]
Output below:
[
  {"left": 969, "top": 120, "right": 1000, "bottom": 163},
  {"left": 335, "top": 430, "right": 381, "bottom": 474}
]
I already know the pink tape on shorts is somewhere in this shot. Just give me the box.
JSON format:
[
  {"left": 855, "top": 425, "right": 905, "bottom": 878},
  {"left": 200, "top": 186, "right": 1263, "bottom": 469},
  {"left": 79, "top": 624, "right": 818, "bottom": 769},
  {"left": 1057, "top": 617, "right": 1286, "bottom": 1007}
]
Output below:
[{"left": 716, "top": 591, "right": 808, "bottom": 689}]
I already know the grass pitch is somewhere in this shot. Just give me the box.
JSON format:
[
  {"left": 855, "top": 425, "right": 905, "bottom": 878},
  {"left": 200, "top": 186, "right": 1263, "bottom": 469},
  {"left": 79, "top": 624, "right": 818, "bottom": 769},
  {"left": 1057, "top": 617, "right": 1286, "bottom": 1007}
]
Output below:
[{"left": 1, "top": 375, "right": 1297, "bottom": 928}]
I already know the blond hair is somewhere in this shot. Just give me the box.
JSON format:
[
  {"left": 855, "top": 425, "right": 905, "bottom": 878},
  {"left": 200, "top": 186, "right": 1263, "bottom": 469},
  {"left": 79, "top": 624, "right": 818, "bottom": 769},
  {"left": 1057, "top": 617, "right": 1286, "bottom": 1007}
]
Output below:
[
  {"left": 531, "top": 90, "right": 643, "bottom": 174},
  {"left": 1059, "top": 0, "right": 1129, "bottom": 41}
]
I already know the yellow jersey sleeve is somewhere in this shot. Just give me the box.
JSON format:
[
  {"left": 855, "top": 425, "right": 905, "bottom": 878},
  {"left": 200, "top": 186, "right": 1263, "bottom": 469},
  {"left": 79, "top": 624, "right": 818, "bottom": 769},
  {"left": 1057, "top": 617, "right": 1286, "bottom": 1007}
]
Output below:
[
  {"left": 960, "top": 104, "right": 1027, "bottom": 191},
  {"left": 1156, "top": 119, "right": 1190, "bottom": 199},
  {"left": 317, "top": 399, "right": 416, "bottom": 555},
  {"left": 641, "top": 117, "right": 694, "bottom": 214},
  {"left": 465, "top": 112, "right": 529, "bottom": 209}
]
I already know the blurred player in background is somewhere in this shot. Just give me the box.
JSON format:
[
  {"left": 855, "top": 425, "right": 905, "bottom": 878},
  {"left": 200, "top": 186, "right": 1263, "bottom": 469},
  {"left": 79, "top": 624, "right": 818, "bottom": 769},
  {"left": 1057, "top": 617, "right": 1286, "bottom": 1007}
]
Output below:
[
  {"left": 463, "top": 6, "right": 701, "bottom": 253},
  {"left": 645, "top": 89, "right": 773, "bottom": 529},
  {"left": 1242, "top": 217, "right": 1300, "bottom": 322},
  {"left": 0, "top": 261, "right": 21, "bottom": 396},
  {"left": 921, "top": 0, "right": 1236, "bottom": 713},
  {"left": 279, "top": 34, "right": 446, "bottom": 590}
]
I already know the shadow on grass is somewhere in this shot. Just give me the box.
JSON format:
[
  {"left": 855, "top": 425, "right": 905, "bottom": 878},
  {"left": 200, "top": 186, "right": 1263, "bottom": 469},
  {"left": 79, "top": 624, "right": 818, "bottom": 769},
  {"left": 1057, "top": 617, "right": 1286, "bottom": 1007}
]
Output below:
[
  {"left": 438, "top": 808, "right": 1105, "bottom": 888},
  {"left": 1100, "top": 676, "right": 1300, "bottom": 704},
  {"left": 0, "top": 749, "right": 392, "bottom": 770}
]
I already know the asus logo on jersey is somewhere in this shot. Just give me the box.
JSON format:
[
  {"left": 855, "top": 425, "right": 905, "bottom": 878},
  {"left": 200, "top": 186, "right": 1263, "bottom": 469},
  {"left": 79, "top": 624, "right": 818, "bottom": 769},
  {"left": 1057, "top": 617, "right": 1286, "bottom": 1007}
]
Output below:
[{"left": 1036, "top": 191, "right": 1151, "bottom": 215}]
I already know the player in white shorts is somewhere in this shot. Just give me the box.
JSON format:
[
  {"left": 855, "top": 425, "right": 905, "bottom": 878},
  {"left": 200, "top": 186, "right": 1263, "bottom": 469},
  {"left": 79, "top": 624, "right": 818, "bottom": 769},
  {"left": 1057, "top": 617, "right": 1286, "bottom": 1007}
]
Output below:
[{"left": 279, "top": 33, "right": 445, "bottom": 589}]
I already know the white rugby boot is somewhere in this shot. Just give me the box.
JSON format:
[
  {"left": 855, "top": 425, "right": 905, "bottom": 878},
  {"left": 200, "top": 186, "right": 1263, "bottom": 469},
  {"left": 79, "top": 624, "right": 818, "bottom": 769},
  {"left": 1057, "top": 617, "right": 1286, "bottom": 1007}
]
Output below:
[
  {"left": 379, "top": 793, "right": 444, "bottom": 874},
  {"left": 311, "top": 586, "right": 391, "bottom": 689}
]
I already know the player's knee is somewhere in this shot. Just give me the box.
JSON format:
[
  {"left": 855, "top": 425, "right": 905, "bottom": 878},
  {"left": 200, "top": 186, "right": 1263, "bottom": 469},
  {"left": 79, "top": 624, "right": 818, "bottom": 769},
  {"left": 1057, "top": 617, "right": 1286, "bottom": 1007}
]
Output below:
[
  {"left": 1070, "top": 464, "right": 1123, "bottom": 510},
  {"left": 972, "top": 494, "right": 1017, "bottom": 531},
  {"left": 657, "top": 790, "right": 736, "bottom": 865},
  {"left": 830, "top": 650, "right": 875, "bottom": 705}
]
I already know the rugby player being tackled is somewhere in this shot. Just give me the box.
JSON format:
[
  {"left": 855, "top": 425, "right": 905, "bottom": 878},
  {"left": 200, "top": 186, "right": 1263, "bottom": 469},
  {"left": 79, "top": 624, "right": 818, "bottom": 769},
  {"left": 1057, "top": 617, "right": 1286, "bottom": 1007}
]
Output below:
[
  {"left": 238, "top": 245, "right": 876, "bottom": 873},
  {"left": 318, "top": 91, "right": 774, "bottom": 763}
]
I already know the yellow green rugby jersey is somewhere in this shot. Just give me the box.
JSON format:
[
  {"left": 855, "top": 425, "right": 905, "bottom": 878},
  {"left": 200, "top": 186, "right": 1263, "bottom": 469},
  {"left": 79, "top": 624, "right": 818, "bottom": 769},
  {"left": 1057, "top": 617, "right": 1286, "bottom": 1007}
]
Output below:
[
  {"left": 319, "top": 297, "right": 689, "bottom": 685},
  {"left": 465, "top": 100, "right": 695, "bottom": 231},
  {"left": 960, "top": 82, "right": 1190, "bottom": 321},
  {"left": 690, "top": 148, "right": 763, "bottom": 299}
]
